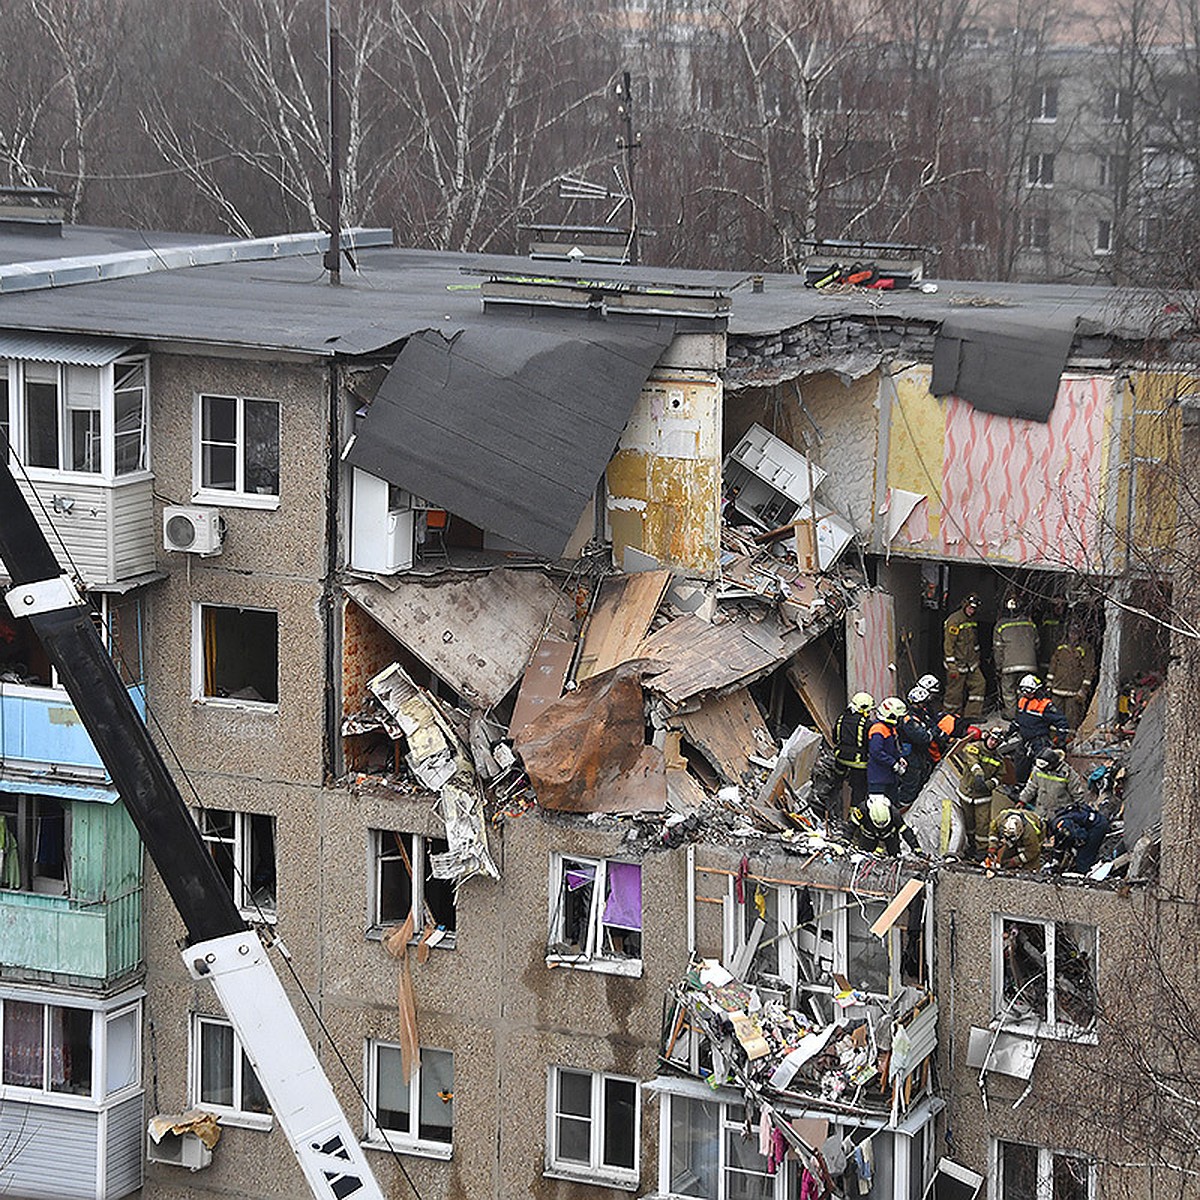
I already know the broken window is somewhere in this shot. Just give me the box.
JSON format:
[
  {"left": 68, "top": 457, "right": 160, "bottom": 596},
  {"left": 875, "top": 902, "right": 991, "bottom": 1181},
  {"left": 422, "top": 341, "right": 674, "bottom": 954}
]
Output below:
[
  {"left": 546, "top": 1067, "right": 638, "bottom": 1184},
  {"left": 995, "top": 917, "right": 1097, "bottom": 1035},
  {"left": 192, "top": 1014, "right": 269, "bottom": 1119},
  {"left": 732, "top": 884, "right": 906, "bottom": 1008},
  {"left": 197, "top": 604, "right": 278, "bottom": 705},
  {"left": 198, "top": 808, "right": 276, "bottom": 919},
  {"left": 996, "top": 1140, "right": 1093, "bottom": 1200},
  {"left": 547, "top": 856, "right": 642, "bottom": 972},
  {"left": 371, "top": 830, "right": 456, "bottom": 942},
  {"left": 197, "top": 393, "right": 280, "bottom": 499},
  {"left": 365, "top": 1042, "right": 453, "bottom": 1149},
  {"left": 666, "top": 1096, "right": 771, "bottom": 1200},
  {"left": 0, "top": 794, "right": 69, "bottom": 895}
]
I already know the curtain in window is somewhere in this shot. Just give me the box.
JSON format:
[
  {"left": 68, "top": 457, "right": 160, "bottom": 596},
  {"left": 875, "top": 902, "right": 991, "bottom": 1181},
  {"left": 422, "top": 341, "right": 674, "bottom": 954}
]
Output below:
[
  {"left": 3, "top": 1000, "right": 43, "bottom": 1088},
  {"left": 199, "top": 1022, "right": 234, "bottom": 1107},
  {"left": 202, "top": 608, "right": 218, "bottom": 697},
  {"left": 0, "top": 816, "right": 19, "bottom": 889},
  {"left": 602, "top": 862, "right": 642, "bottom": 932}
]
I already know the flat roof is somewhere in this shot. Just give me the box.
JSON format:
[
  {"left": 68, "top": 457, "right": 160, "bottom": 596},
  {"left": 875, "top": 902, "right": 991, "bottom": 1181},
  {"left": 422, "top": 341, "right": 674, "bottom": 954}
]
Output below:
[{"left": 0, "top": 228, "right": 1182, "bottom": 355}]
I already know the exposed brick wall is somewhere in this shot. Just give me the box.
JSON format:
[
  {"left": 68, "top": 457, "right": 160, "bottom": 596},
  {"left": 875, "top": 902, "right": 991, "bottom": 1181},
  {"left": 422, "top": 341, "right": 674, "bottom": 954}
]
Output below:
[{"left": 341, "top": 598, "right": 401, "bottom": 716}]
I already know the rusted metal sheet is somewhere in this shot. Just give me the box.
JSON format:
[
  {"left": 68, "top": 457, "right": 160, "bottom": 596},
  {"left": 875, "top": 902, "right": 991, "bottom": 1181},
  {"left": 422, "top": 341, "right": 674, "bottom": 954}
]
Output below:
[
  {"left": 514, "top": 660, "right": 666, "bottom": 813},
  {"left": 508, "top": 637, "right": 574, "bottom": 737},
  {"left": 638, "top": 613, "right": 809, "bottom": 705},
  {"left": 345, "top": 569, "right": 570, "bottom": 709},
  {"left": 576, "top": 569, "right": 671, "bottom": 682},
  {"left": 678, "top": 688, "right": 772, "bottom": 786}
]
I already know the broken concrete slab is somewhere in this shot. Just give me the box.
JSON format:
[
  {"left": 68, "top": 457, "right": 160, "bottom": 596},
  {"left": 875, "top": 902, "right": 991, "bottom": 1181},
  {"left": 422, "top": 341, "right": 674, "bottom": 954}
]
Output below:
[{"left": 346, "top": 569, "right": 571, "bottom": 709}]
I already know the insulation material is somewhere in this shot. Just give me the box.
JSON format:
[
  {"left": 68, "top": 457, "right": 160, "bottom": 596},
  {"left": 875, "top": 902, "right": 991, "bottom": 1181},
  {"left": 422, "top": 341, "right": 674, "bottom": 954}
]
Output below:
[
  {"left": 885, "top": 366, "right": 1112, "bottom": 570},
  {"left": 607, "top": 374, "right": 722, "bottom": 575},
  {"left": 678, "top": 688, "right": 773, "bottom": 786},
  {"left": 883, "top": 488, "right": 927, "bottom": 545},
  {"left": 576, "top": 570, "right": 672, "bottom": 682},
  {"left": 965, "top": 1028, "right": 1040, "bottom": 1080},
  {"left": 905, "top": 755, "right": 967, "bottom": 857},
  {"left": 514, "top": 660, "right": 667, "bottom": 813},
  {"left": 846, "top": 591, "right": 897, "bottom": 707},
  {"left": 756, "top": 724, "right": 822, "bottom": 807}
]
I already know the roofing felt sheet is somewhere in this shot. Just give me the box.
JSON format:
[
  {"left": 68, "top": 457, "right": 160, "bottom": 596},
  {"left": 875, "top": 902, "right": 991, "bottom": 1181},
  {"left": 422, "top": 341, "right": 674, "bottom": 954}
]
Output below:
[
  {"left": 346, "top": 314, "right": 676, "bottom": 559},
  {"left": 930, "top": 310, "right": 1077, "bottom": 422}
]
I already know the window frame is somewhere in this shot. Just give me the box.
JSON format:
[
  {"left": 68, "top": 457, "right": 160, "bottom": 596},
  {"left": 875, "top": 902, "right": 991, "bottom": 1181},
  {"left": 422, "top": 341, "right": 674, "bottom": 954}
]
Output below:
[
  {"left": 1030, "top": 83, "right": 1058, "bottom": 122},
  {"left": 363, "top": 1040, "right": 454, "bottom": 1159},
  {"left": 1024, "top": 214, "right": 1051, "bottom": 250},
  {"left": 992, "top": 1138, "right": 1095, "bottom": 1200},
  {"left": 193, "top": 392, "right": 281, "bottom": 509},
  {"left": 0, "top": 357, "right": 150, "bottom": 482},
  {"left": 1095, "top": 218, "right": 1114, "bottom": 255},
  {"left": 189, "top": 1013, "right": 272, "bottom": 1130},
  {"left": 1026, "top": 152, "right": 1055, "bottom": 188},
  {"left": 368, "top": 830, "right": 456, "bottom": 947},
  {"left": 196, "top": 807, "right": 277, "bottom": 922},
  {"left": 546, "top": 854, "right": 643, "bottom": 978},
  {"left": 0, "top": 792, "right": 71, "bottom": 896},
  {"left": 545, "top": 1066, "right": 640, "bottom": 1189},
  {"left": 1102, "top": 85, "right": 1132, "bottom": 123},
  {"left": 991, "top": 914, "right": 1098, "bottom": 1040},
  {"left": 0, "top": 990, "right": 141, "bottom": 1110},
  {"left": 192, "top": 601, "right": 280, "bottom": 711}
]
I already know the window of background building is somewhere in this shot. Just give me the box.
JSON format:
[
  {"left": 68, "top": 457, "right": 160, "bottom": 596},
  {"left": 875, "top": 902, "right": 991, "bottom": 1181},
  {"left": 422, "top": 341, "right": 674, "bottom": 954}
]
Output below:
[
  {"left": 370, "top": 831, "right": 455, "bottom": 942},
  {"left": 191, "top": 1015, "right": 270, "bottom": 1124},
  {"left": 196, "top": 603, "right": 279, "bottom": 706},
  {"left": 546, "top": 1066, "right": 638, "bottom": 1186},
  {"left": 1096, "top": 219, "right": 1113, "bottom": 254},
  {"left": 364, "top": 1042, "right": 454, "bottom": 1154},
  {"left": 198, "top": 808, "right": 277, "bottom": 919},
  {"left": 196, "top": 393, "right": 280, "bottom": 501},
  {"left": 1025, "top": 215, "right": 1051, "bottom": 250},
  {"left": 1027, "top": 152, "right": 1055, "bottom": 187},
  {"left": 1030, "top": 83, "right": 1058, "bottom": 121}
]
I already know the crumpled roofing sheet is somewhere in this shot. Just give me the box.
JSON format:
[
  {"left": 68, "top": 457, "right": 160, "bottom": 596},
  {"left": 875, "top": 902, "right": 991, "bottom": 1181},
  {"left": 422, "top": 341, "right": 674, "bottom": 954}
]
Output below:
[{"left": 346, "top": 313, "right": 676, "bottom": 559}]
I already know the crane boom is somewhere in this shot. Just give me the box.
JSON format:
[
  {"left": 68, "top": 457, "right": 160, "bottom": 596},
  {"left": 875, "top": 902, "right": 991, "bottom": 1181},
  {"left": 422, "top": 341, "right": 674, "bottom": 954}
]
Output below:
[{"left": 0, "top": 462, "right": 385, "bottom": 1200}]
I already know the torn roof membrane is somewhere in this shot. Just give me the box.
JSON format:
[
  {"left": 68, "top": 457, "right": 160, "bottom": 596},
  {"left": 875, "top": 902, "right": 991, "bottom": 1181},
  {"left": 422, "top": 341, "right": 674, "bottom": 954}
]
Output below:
[{"left": 345, "top": 313, "right": 677, "bottom": 559}]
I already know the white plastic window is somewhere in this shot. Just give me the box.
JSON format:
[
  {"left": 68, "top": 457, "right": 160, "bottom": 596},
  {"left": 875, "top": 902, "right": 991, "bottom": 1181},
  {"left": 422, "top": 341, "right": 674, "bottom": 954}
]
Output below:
[{"left": 547, "top": 1066, "right": 638, "bottom": 1185}]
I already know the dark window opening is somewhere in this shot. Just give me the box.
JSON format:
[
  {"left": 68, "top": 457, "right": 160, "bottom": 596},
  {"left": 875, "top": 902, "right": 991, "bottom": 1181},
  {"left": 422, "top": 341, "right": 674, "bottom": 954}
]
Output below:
[{"left": 201, "top": 605, "right": 278, "bottom": 704}]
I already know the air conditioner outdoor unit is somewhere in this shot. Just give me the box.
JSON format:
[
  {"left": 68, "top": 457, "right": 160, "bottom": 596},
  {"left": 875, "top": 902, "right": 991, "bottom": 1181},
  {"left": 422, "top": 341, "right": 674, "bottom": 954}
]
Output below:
[
  {"left": 146, "top": 1128, "right": 213, "bottom": 1171},
  {"left": 163, "top": 506, "right": 224, "bottom": 556}
]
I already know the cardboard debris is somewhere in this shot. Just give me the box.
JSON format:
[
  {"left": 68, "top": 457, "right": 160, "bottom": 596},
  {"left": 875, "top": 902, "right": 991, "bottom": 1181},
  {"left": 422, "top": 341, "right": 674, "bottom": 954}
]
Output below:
[
  {"left": 514, "top": 660, "right": 667, "bottom": 813},
  {"left": 147, "top": 1109, "right": 222, "bottom": 1149}
]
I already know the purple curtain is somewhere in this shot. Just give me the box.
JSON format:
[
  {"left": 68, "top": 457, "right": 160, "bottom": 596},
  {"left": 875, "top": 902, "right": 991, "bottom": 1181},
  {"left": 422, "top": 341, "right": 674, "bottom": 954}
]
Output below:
[{"left": 602, "top": 863, "right": 642, "bottom": 931}]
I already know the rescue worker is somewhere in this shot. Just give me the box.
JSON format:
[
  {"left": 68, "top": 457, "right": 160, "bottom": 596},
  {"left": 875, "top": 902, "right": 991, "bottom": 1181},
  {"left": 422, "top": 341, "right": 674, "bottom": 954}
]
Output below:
[
  {"left": 897, "top": 695, "right": 934, "bottom": 810},
  {"left": 1047, "top": 623, "right": 1096, "bottom": 729},
  {"left": 1013, "top": 674, "right": 1070, "bottom": 783},
  {"left": 943, "top": 594, "right": 985, "bottom": 717},
  {"left": 1038, "top": 596, "right": 1067, "bottom": 677},
  {"left": 994, "top": 597, "right": 1039, "bottom": 718},
  {"left": 849, "top": 794, "right": 918, "bottom": 856},
  {"left": 866, "top": 697, "right": 908, "bottom": 803},
  {"left": 832, "top": 692, "right": 874, "bottom": 817},
  {"left": 1046, "top": 803, "right": 1111, "bottom": 874},
  {"left": 987, "top": 808, "right": 1045, "bottom": 870},
  {"left": 957, "top": 725, "right": 1008, "bottom": 856},
  {"left": 1018, "top": 747, "right": 1086, "bottom": 820}
]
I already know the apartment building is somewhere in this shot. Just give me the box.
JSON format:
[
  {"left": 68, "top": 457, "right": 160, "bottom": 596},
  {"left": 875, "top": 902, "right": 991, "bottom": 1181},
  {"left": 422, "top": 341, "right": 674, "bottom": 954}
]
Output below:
[{"left": 0, "top": 198, "right": 1192, "bottom": 1200}]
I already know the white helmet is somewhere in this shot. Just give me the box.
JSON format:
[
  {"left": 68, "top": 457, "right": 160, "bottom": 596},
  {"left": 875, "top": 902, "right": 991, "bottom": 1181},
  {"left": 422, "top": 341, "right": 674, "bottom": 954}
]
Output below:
[
  {"left": 907, "top": 685, "right": 930, "bottom": 706},
  {"left": 918, "top": 674, "right": 941, "bottom": 694},
  {"left": 1018, "top": 674, "right": 1042, "bottom": 695},
  {"left": 867, "top": 796, "right": 892, "bottom": 827},
  {"left": 878, "top": 697, "right": 907, "bottom": 723},
  {"left": 850, "top": 691, "right": 875, "bottom": 714},
  {"left": 1003, "top": 813, "right": 1025, "bottom": 841}
]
